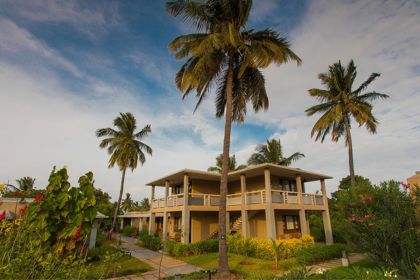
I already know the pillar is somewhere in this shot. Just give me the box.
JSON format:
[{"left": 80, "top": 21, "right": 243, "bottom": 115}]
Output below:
[
  {"left": 240, "top": 174, "right": 249, "bottom": 237},
  {"left": 264, "top": 168, "right": 276, "bottom": 239},
  {"left": 148, "top": 185, "right": 156, "bottom": 233},
  {"left": 139, "top": 218, "right": 143, "bottom": 231},
  {"left": 162, "top": 180, "right": 169, "bottom": 241},
  {"left": 89, "top": 219, "right": 99, "bottom": 249},
  {"left": 321, "top": 179, "right": 334, "bottom": 244},
  {"left": 181, "top": 174, "right": 190, "bottom": 243},
  {"left": 296, "top": 174, "right": 308, "bottom": 235},
  {"left": 120, "top": 218, "right": 124, "bottom": 230}
]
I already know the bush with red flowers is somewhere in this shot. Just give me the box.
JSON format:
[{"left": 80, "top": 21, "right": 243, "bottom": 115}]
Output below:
[{"left": 0, "top": 167, "right": 98, "bottom": 279}]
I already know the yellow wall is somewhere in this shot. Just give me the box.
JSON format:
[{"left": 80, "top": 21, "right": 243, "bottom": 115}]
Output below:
[
  {"left": 0, "top": 200, "right": 29, "bottom": 216},
  {"left": 191, "top": 212, "right": 218, "bottom": 243},
  {"left": 248, "top": 211, "right": 267, "bottom": 238},
  {"left": 192, "top": 179, "right": 220, "bottom": 194}
]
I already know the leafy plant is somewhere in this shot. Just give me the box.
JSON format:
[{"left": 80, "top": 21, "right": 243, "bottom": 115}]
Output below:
[{"left": 271, "top": 239, "right": 285, "bottom": 269}]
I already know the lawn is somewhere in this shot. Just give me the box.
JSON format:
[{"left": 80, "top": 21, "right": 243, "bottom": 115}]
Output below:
[
  {"left": 181, "top": 252, "right": 290, "bottom": 278},
  {"left": 82, "top": 241, "right": 152, "bottom": 279}
]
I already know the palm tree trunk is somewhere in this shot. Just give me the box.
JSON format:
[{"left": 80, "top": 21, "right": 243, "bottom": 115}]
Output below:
[
  {"left": 343, "top": 117, "right": 356, "bottom": 187},
  {"left": 111, "top": 168, "right": 126, "bottom": 233},
  {"left": 218, "top": 60, "right": 234, "bottom": 275}
]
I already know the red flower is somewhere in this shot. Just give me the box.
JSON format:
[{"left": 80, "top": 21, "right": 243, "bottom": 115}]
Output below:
[
  {"left": 367, "top": 196, "right": 373, "bottom": 202},
  {"left": 0, "top": 211, "right": 5, "bottom": 220},
  {"left": 358, "top": 218, "right": 364, "bottom": 223},
  {"left": 19, "top": 204, "right": 28, "bottom": 216},
  {"left": 364, "top": 214, "right": 369, "bottom": 219},
  {"left": 130, "top": 230, "right": 138, "bottom": 238},
  {"left": 401, "top": 183, "right": 410, "bottom": 189},
  {"left": 73, "top": 225, "right": 82, "bottom": 239},
  {"left": 34, "top": 194, "right": 43, "bottom": 203},
  {"left": 77, "top": 245, "right": 86, "bottom": 252},
  {"left": 13, "top": 191, "right": 23, "bottom": 197}
]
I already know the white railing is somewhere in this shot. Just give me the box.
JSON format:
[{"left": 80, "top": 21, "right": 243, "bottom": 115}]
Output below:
[
  {"left": 271, "top": 190, "right": 299, "bottom": 204},
  {"left": 302, "top": 193, "right": 324, "bottom": 206},
  {"left": 246, "top": 190, "right": 266, "bottom": 204},
  {"left": 227, "top": 193, "right": 242, "bottom": 205}
]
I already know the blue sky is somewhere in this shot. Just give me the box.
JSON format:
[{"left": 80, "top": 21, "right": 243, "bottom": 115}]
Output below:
[{"left": 1, "top": 0, "right": 419, "bottom": 200}]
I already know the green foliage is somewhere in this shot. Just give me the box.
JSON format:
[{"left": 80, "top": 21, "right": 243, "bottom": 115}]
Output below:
[
  {"left": 295, "top": 244, "right": 346, "bottom": 265},
  {"left": 16, "top": 176, "right": 36, "bottom": 191},
  {"left": 122, "top": 226, "right": 138, "bottom": 237},
  {"left": 332, "top": 179, "right": 420, "bottom": 278},
  {"left": 0, "top": 167, "right": 97, "bottom": 279},
  {"left": 166, "top": 239, "right": 219, "bottom": 257},
  {"left": 137, "top": 231, "right": 162, "bottom": 251},
  {"left": 271, "top": 239, "right": 285, "bottom": 268},
  {"left": 207, "top": 154, "right": 246, "bottom": 173},
  {"left": 248, "top": 138, "right": 305, "bottom": 166},
  {"left": 93, "top": 188, "right": 114, "bottom": 217}
]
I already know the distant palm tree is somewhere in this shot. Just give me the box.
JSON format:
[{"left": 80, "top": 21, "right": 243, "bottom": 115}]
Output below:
[
  {"left": 96, "top": 112, "right": 152, "bottom": 232},
  {"left": 305, "top": 60, "right": 388, "bottom": 187},
  {"left": 167, "top": 0, "right": 300, "bottom": 273},
  {"left": 208, "top": 154, "right": 246, "bottom": 173},
  {"left": 16, "top": 177, "right": 36, "bottom": 191},
  {"left": 138, "top": 198, "right": 150, "bottom": 211},
  {"left": 248, "top": 139, "right": 304, "bottom": 166},
  {"left": 121, "top": 193, "right": 135, "bottom": 213}
]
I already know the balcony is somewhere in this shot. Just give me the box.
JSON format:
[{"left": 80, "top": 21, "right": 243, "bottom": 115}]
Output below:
[{"left": 152, "top": 190, "right": 324, "bottom": 210}]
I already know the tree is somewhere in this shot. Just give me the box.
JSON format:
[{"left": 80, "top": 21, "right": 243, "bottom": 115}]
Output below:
[
  {"left": 305, "top": 60, "right": 389, "bottom": 187},
  {"left": 166, "top": 0, "right": 301, "bottom": 274},
  {"left": 93, "top": 188, "right": 114, "bottom": 217},
  {"left": 96, "top": 112, "right": 152, "bottom": 233},
  {"left": 16, "top": 176, "right": 36, "bottom": 191},
  {"left": 247, "top": 138, "right": 304, "bottom": 166},
  {"left": 208, "top": 154, "right": 246, "bottom": 173},
  {"left": 138, "top": 198, "right": 150, "bottom": 211},
  {"left": 121, "top": 193, "right": 135, "bottom": 213}
]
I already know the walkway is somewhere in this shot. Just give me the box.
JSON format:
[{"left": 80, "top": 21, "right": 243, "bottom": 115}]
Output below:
[
  {"left": 115, "top": 236, "right": 201, "bottom": 279},
  {"left": 306, "top": 253, "right": 368, "bottom": 275}
]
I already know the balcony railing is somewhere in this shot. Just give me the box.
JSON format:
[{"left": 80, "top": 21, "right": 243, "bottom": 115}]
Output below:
[{"left": 151, "top": 189, "right": 324, "bottom": 209}]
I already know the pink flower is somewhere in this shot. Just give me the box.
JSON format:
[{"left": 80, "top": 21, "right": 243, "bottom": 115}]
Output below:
[
  {"left": 0, "top": 211, "right": 5, "bottom": 220},
  {"left": 367, "top": 196, "right": 373, "bottom": 202},
  {"left": 34, "top": 194, "right": 43, "bottom": 203},
  {"left": 401, "top": 183, "right": 411, "bottom": 189},
  {"left": 364, "top": 214, "right": 369, "bottom": 219}
]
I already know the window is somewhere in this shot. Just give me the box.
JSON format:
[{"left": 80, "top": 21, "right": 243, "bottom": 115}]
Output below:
[{"left": 283, "top": 215, "right": 300, "bottom": 232}]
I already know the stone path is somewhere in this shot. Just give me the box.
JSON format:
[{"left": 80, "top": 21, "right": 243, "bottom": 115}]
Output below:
[
  {"left": 306, "top": 253, "right": 368, "bottom": 275},
  {"left": 113, "top": 236, "right": 201, "bottom": 280}
]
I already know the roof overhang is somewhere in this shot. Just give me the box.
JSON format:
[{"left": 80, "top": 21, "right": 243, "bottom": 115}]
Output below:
[{"left": 146, "top": 169, "right": 220, "bottom": 186}]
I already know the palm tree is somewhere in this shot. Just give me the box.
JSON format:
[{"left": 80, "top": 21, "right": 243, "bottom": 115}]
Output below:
[
  {"left": 166, "top": 0, "right": 301, "bottom": 273},
  {"left": 248, "top": 139, "right": 304, "bottom": 166},
  {"left": 121, "top": 193, "right": 135, "bottom": 213},
  {"left": 138, "top": 198, "right": 150, "bottom": 211},
  {"left": 16, "top": 177, "right": 36, "bottom": 191},
  {"left": 305, "top": 60, "right": 388, "bottom": 187},
  {"left": 208, "top": 154, "right": 246, "bottom": 173},
  {"left": 96, "top": 112, "right": 152, "bottom": 232}
]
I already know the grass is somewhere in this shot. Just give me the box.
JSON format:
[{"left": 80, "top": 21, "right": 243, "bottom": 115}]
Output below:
[
  {"left": 181, "top": 252, "right": 288, "bottom": 278},
  {"left": 83, "top": 241, "right": 152, "bottom": 279},
  {"left": 307, "top": 258, "right": 383, "bottom": 279}
]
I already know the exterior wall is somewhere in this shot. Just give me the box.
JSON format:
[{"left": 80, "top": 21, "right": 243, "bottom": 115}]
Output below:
[
  {"left": 407, "top": 172, "right": 420, "bottom": 188},
  {"left": 0, "top": 199, "right": 31, "bottom": 218},
  {"left": 275, "top": 210, "right": 302, "bottom": 239},
  {"left": 248, "top": 211, "right": 267, "bottom": 239},
  {"left": 191, "top": 179, "right": 220, "bottom": 194},
  {"left": 190, "top": 211, "right": 218, "bottom": 243}
]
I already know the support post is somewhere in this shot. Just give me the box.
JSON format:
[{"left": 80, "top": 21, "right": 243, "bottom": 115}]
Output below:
[
  {"left": 321, "top": 179, "right": 333, "bottom": 244},
  {"left": 181, "top": 174, "right": 190, "bottom": 243},
  {"left": 163, "top": 180, "right": 170, "bottom": 242},
  {"left": 148, "top": 185, "right": 156, "bottom": 233},
  {"left": 240, "top": 174, "right": 249, "bottom": 237},
  {"left": 89, "top": 219, "right": 99, "bottom": 249},
  {"left": 296, "top": 174, "right": 308, "bottom": 235},
  {"left": 264, "top": 168, "right": 276, "bottom": 239}
]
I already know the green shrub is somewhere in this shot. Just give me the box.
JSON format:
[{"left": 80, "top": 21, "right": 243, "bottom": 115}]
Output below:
[
  {"left": 165, "top": 239, "right": 218, "bottom": 257},
  {"left": 174, "top": 243, "right": 190, "bottom": 257},
  {"left": 165, "top": 240, "right": 177, "bottom": 256},
  {"left": 295, "top": 244, "right": 346, "bottom": 265},
  {"left": 122, "top": 226, "right": 137, "bottom": 237},
  {"left": 137, "top": 231, "right": 162, "bottom": 251}
]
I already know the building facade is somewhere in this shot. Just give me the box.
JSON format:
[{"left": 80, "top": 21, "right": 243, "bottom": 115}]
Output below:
[{"left": 122, "top": 163, "right": 334, "bottom": 244}]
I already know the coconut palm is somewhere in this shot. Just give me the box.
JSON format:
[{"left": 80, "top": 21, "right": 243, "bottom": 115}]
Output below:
[
  {"left": 208, "top": 154, "right": 246, "bottom": 173},
  {"left": 121, "top": 193, "right": 135, "bottom": 212},
  {"left": 96, "top": 112, "right": 152, "bottom": 232},
  {"left": 167, "top": 0, "right": 301, "bottom": 273},
  {"left": 16, "top": 177, "right": 36, "bottom": 191},
  {"left": 305, "top": 60, "right": 388, "bottom": 187},
  {"left": 248, "top": 139, "right": 304, "bottom": 166}
]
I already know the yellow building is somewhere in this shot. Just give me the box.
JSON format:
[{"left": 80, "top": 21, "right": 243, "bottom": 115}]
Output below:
[
  {"left": 121, "top": 163, "right": 333, "bottom": 244},
  {"left": 407, "top": 171, "right": 420, "bottom": 188}
]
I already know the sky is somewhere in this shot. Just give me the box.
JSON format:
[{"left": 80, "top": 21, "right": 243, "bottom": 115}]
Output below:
[{"left": 0, "top": 0, "right": 419, "bottom": 201}]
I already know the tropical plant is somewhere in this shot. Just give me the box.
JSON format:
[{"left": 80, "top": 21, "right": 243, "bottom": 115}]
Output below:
[
  {"left": 166, "top": 0, "right": 301, "bottom": 273},
  {"left": 93, "top": 188, "right": 114, "bottom": 217},
  {"left": 271, "top": 239, "right": 285, "bottom": 269},
  {"left": 121, "top": 193, "right": 135, "bottom": 212},
  {"left": 248, "top": 138, "right": 304, "bottom": 166},
  {"left": 305, "top": 60, "right": 389, "bottom": 187},
  {"left": 96, "top": 112, "right": 152, "bottom": 233},
  {"left": 138, "top": 198, "right": 150, "bottom": 211},
  {"left": 16, "top": 176, "right": 36, "bottom": 191},
  {"left": 208, "top": 154, "right": 246, "bottom": 173}
]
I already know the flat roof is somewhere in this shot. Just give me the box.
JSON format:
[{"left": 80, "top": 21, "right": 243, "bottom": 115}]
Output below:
[{"left": 146, "top": 163, "right": 331, "bottom": 187}]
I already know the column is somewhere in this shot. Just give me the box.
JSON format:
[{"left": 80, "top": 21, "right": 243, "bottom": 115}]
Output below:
[
  {"left": 162, "top": 180, "right": 169, "bottom": 242},
  {"left": 240, "top": 174, "right": 249, "bottom": 237},
  {"left": 181, "top": 174, "right": 190, "bottom": 243},
  {"left": 264, "top": 168, "right": 276, "bottom": 239},
  {"left": 89, "top": 219, "right": 99, "bottom": 249},
  {"left": 139, "top": 218, "right": 143, "bottom": 231},
  {"left": 296, "top": 174, "right": 308, "bottom": 235},
  {"left": 120, "top": 218, "right": 124, "bottom": 230},
  {"left": 321, "top": 179, "right": 334, "bottom": 244},
  {"left": 148, "top": 185, "right": 156, "bottom": 233}
]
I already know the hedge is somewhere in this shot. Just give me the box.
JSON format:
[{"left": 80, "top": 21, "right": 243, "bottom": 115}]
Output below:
[
  {"left": 295, "top": 243, "right": 347, "bottom": 265},
  {"left": 166, "top": 239, "right": 219, "bottom": 257},
  {"left": 136, "top": 230, "right": 162, "bottom": 251}
]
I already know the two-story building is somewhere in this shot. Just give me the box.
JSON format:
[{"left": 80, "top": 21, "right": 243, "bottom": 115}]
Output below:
[{"left": 131, "top": 163, "right": 333, "bottom": 244}]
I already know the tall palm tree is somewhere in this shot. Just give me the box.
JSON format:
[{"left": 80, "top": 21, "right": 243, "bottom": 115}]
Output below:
[
  {"left": 248, "top": 138, "right": 304, "bottom": 166},
  {"left": 305, "top": 60, "right": 388, "bottom": 187},
  {"left": 208, "top": 154, "right": 246, "bottom": 173},
  {"left": 96, "top": 112, "right": 152, "bottom": 232},
  {"left": 121, "top": 193, "right": 135, "bottom": 213},
  {"left": 167, "top": 0, "right": 301, "bottom": 273},
  {"left": 16, "top": 176, "right": 36, "bottom": 191}
]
